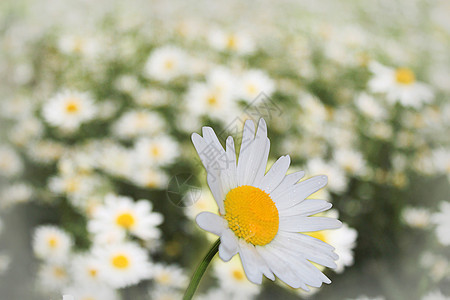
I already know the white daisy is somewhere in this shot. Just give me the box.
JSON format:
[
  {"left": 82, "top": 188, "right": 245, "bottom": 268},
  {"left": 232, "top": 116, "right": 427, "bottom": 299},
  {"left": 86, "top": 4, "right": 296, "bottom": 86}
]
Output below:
[
  {"left": 192, "top": 119, "right": 341, "bottom": 290},
  {"left": 0, "top": 145, "right": 23, "bottom": 177},
  {"left": 431, "top": 201, "right": 450, "bottom": 246},
  {"left": 306, "top": 158, "right": 348, "bottom": 193},
  {"left": 0, "top": 182, "right": 33, "bottom": 209},
  {"left": 94, "top": 242, "right": 152, "bottom": 288},
  {"left": 33, "top": 225, "right": 73, "bottom": 263},
  {"left": 208, "top": 28, "right": 255, "bottom": 54},
  {"left": 422, "top": 290, "right": 450, "bottom": 300},
  {"left": 354, "top": 93, "right": 387, "bottom": 121},
  {"left": 58, "top": 34, "right": 101, "bottom": 58},
  {"left": 37, "top": 262, "right": 70, "bottom": 292},
  {"left": 144, "top": 46, "right": 188, "bottom": 82},
  {"left": 89, "top": 194, "right": 163, "bottom": 241},
  {"left": 213, "top": 256, "right": 261, "bottom": 299},
  {"left": 42, "top": 90, "right": 97, "bottom": 131},
  {"left": 130, "top": 167, "right": 169, "bottom": 189},
  {"left": 334, "top": 148, "right": 367, "bottom": 176},
  {"left": 63, "top": 285, "right": 119, "bottom": 300},
  {"left": 238, "top": 70, "right": 275, "bottom": 101},
  {"left": 134, "top": 135, "right": 179, "bottom": 167},
  {"left": 71, "top": 254, "right": 103, "bottom": 285},
  {"left": 96, "top": 143, "right": 133, "bottom": 178},
  {"left": 150, "top": 286, "right": 183, "bottom": 300},
  {"left": 368, "top": 61, "right": 434, "bottom": 108},
  {"left": 112, "top": 110, "right": 165, "bottom": 139},
  {"left": 402, "top": 207, "right": 431, "bottom": 229},
  {"left": 151, "top": 263, "right": 188, "bottom": 289}
]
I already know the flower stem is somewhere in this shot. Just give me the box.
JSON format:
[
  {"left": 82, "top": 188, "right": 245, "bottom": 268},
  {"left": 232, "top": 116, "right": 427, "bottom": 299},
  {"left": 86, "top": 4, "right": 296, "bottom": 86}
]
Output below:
[{"left": 183, "top": 238, "right": 220, "bottom": 300}]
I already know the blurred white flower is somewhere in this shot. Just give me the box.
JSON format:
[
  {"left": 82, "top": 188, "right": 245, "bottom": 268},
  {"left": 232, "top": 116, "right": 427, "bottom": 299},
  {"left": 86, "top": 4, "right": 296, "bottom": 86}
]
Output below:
[
  {"left": 37, "top": 262, "right": 70, "bottom": 292},
  {"left": 150, "top": 287, "right": 183, "bottom": 300},
  {"left": 422, "top": 290, "right": 450, "bottom": 300},
  {"left": 334, "top": 149, "right": 367, "bottom": 176},
  {"left": 71, "top": 254, "right": 104, "bottom": 285},
  {"left": 58, "top": 34, "right": 102, "bottom": 58},
  {"left": 208, "top": 28, "right": 255, "bottom": 54},
  {"left": 134, "top": 135, "right": 179, "bottom": 167},
  {"left": 130, "top": 167, "right": 169, "bottom": 189},
  {"left": 306, "top": 158, "right": 348, "bottom": 193},
  {"left": 94, "top": 242, "right": 152, "bottom": 288},
  {"left": 63, "top": 285, "right": 119, "bottom": 300},
  {"left": 89, "top": 194, "right": 163, "bottom": 241},
  {"left": 354, "top": 93, "right": 387, "bottom": 120},
  {"left": 431, "top": 201, "right": 450, "bottom": 246},
  {"left": 33, "top": 226, "right": 73, "bottom": 263},
  {"left": 144, "top": 46, "right": 189, "bottom": 82},
  {"left": 0, "top": 182, "right": 33, "bottom": 209},
  {"left": 213, "top": 256, "right": 261, "bottom": 299},
  {"left": 368, "top": 61, "right": 434, "bottom": 108},
  {"left": 0, "top": 146, "right": 23, "bottom": 177},
  {"left": 42, "top": 90, "right": 97, "bottom": 132},
  {"left": 0, "top": 253, "right": 11, "bottom": 275},
  {"left": 150, "top": 263, "right": 188, "bottom": 289},
  {"left": 402, "top": 207, "right": 431, "bottom": 229},
  {"left": 238, "top": 69, "right": 275, "bottom": 101},
  {"left": 112, "top": 110, "right": 165, "bottom": 139}
]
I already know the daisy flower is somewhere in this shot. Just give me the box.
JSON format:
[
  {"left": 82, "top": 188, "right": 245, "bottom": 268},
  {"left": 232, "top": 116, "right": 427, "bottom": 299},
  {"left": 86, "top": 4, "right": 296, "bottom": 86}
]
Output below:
[
  {"left": 213, "top": 256, "right": 261, "bottom": 299},
  {"left": 37, "top": 262, "right": 70, "bottom": 292},
  {"left": 130, "top": 167, "right": 169, "bottom": 189},
  {"left": 150, "top": 286, "right": 183, "bottom": 300},
  {"left": 151, "top": 263, "right": 188, "bottom": 289},
  {"left": 431, "top": 201, "right": 450, "bottom": 246},
  {"left": 144, "top": 46, "right": 188, "bottom": 82},
  {"left": 63, "top": 285, "right": 119, "bottom": 300},
  {"left": 368, "top": 61, "right": 434, "bottom": 108},
  {"left": 42, "top": 90, "right": 97, "bottom": 131},
  {"left": 33, "top": 226, "right": 73, "bottom": 263},
  {"left": 71, "top": 254, "right": 103, "bottom": 285},
  {"left": 94, "top": 242, "right": 152, "bottom": 288},
  {"left": 192, "top": 119, "right": 341, "bottom": 290},
  {"left": 208, "top": 28, "right": 255, "bottom": 54},
  {"left": 237, "top": 70, "right": 275, "bottom": 101},
  {"left": 422, "top": 290, "right": 450, "bottom": 300},
  {"left": 401, "top": 207, "right": 431, "bottom": 229},
  {"left": 112, "top": 110, "right": 165, "bottom": 139},
  {"left": 88, "top": 194, "right": 163, "bottom": 241},
  {"left": 134, "top": 135, "right": 179, "bottom": 167},
  {"left": 0, "top": 145, "right": 23, "bottom": 177}
]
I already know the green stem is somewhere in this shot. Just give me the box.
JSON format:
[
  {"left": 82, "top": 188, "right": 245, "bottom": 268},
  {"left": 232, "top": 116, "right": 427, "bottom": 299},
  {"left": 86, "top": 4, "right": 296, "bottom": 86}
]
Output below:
[{"left": 183, "top": 238, "right": 220, "bottom": 300}]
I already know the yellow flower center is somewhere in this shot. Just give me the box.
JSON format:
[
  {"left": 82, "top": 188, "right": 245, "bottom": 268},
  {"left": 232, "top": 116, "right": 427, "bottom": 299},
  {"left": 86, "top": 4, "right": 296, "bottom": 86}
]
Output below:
[
  {"left": 164, "top": 60, "right": 174, "bottom": 70},
  {"left": 232, "top": 269, "right": 245, "bottom": 280},
  {"left": 111, "top": 254, "right": 130, "bottom": 269},
  {"left": 227, "top": 35, "right": 237, "bottom": 50},
  {"left": 246, "top": 84, "right": 257, "bottom": 96},
  {"left": 224, "top": 185, "right": 279, "bottom": 246},
  {"left": 157, "top": 273, "right": 171, "bottom": 284},
  {"left": 116, "top": 212, "right": 135, "bottom": 229},
  {"left": 207, "top": 95, "right": 218, "bottom": 106},
  {"left": 48, "top": 237, "right": 58, "bottom": 248},
  {"left": 53, "top": 267, "right": 66, "bottom": 278},
  {"left": 88, "top": 268, "right": 98, "bottom": 278},
  {"left": 65, "top": 99, "right": 80, "bottom": 113},
  {"left": 150, "top": 146, "right": 161, "bottom": 157},
  {"left": 395, "top": 68, "right": 415, "bottom": 85}
]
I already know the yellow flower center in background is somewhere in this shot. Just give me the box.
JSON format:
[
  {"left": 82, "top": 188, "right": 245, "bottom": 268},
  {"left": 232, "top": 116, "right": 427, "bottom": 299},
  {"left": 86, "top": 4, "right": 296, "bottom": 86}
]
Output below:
[
  {"left": 150, "top": 146, "right": 161, "bottom": 157},
  {"left": 224, "top": 185, "right": 279, "bottom": 246},
  {"left": 112, "top": 254, "right": 130, "bottom": 269},
  {"left": 395, "top": 68, "right": 415, "bottom": 85},
  {"left": 165, "top": 60, "right": 174, "bottom": 70},
  {"left": 207, "top": 95, "right": 218, "bottom": 106},
  {"left": 48, "top": 237, "right": 58, "bottom": 248},
  {"left": 227, "top": 35, "right": 237, "bottom": 50},
  {"left": 232, "top": 269, "right": 245, "bottom": 280},
  {"left": 246, "top": 84, "right": 257, "bottom": 96},
  {"left": 53, "top": 267, "right": 66, "bottom": 278},
  {"left": 88, "top": 268, "right": 98, "bottom": 278},
  {"left": 65, "top": 99, "right": 80, "bottom": 113},
  {"left": 306, "top": 230, "right": 327, "bottom": 243},
  {"left": 116, "top": 212, "right": 135, "bottom": 229}
]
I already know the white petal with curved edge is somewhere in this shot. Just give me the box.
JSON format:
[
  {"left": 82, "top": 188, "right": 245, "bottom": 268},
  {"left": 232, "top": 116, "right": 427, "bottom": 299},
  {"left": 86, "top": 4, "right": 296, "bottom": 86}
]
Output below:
[
  {"left": 279, "top": 199, "right": 332, "bottom": 217},
  {"left": 269, "top": 170, "right": 305, "bottom": 197},
  {"left": 238, "top": 240, "right": 263, "bottom": 284},
  {"left": 257, "top": 245, "right": 308, "bottom": 290},
  {"left": 195, "top": 212, "right": 227, "bottom": 235},
  {"left": 207, "top": 173, "right": 225, "bottom": 214},
  {"left": 243, "top": 119, "right": 269, "bottom": 186},
  {"left": 253, "top": 137, "right": 270, "bottom": 187},
  {"left": 273, "top": 175, "right": 328, "bottom": 210},
  {"left": 279, "top": 216, "right": 342, "bottom": 232},
  {"left": 237, "top": 120, "right": 256, "bottom": 185},
  {"left": 258, "top": 155, "right": 290, "bottom": 193},
  {"left": 218, "top": 229, "right": 239, "bottom": 261}
]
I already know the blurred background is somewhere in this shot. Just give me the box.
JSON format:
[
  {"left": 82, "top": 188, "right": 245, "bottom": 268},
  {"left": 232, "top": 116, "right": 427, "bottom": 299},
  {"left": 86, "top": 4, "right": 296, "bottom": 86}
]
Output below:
[{"left": 0, "top": 0, "right": 449, "bottom": 299}]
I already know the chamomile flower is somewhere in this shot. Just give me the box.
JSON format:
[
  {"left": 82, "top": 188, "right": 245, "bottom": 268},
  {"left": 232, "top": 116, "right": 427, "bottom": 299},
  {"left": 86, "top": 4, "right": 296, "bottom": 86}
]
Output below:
[
  {"left": 33, "top": 226, "right": 73, "bottom": 263},
  {"left": 71, "top": 254, "right": 103, "bottom": 285},
  {"left": 0, "top": 145, "right": 23, "bottom": 177},
  {"left": 208, "top": 28, "right": 255, "bottom": 54},
  {"left": 144, "top": 46, "right": 188, "bottom": 82},
  {"left": 354, "top": 93, "right": 387, "bottom": 121},
  {"left": 42, "top": 90, "right": 97, "bottom": 131},
  {"left": 192, "top": 119, "right": 341, "bottom": 290},
  {"left": 238, "top": 70, "right": 275, "bottom": 101},
  {"left": 0, "top": 182, "right": 33, "bottom": 209},
  {"left": 431, "top": 201, "right": 450, "bottom": 246},
  {"left": 94, "top": 242, "right": 152, "bottom": 288},
  {"left": 112, "top": 110, "right": 165, "bottom": 139},
  {"left": 151, "top": 263, "right": 188, "bottom": 289},
  {"left": 37, "top": 262, "right": 70, "bottom": 292},
  {"left": 130, "top": 167, "right": 169, "bottom": 189},
  {"left": 368, "top": 62, "right": 434, "bottom": 108},
  {"left": 88, "top": 194, "right": 163, "bottom": 241},
  {"left": 334, "top": 149, "right": 367, "bottom": 176},
  {"left": 213, "top": 256, "right": 261, "bottom": 299},
  {"left": 306, "top": 158, "right": 347, "bottom": 193},
  {"left": 422, "top": 290, "right": 450, "bottom": 300},
  {"left": 134, "top": 135, "right": 179, "bottom": 167},
  {"left": 150, "top": 287, "right": 183, "bottom": 300},
  {"left": 63, "top": 285, "right": 119, "bottom": 300},
  {"left": 402, "top": 207, "right": 431, "bottom": 229}
]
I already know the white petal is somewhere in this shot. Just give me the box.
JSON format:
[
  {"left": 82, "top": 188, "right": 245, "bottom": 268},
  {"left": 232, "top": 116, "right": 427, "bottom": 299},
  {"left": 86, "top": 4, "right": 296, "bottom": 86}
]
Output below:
[
  {"left": 258, "top": 155, "right": 291, "bottom": 193},
  {"left": 269, "top": 170, "right": 305, "bottom": 197},
  {"left": 218, "top": 229, "right": 238, "bottom": 262},
  {"left": 273, "top": 175, "right": 328, "bottom": 210},
  {"left": 238, "top": 240, "right": 263, "bottom": 284},
  {"left": 279, "top": 216, "right": 342, "bottom": 232},
  {"left": 195, "top": 212, "right": 227, "bottom": 235},
  {"left": 279, "top": 199, "right": 332, "bottom": 217},
  {"left": 237, "top": 120, "right": 256, "bottom": 185}
]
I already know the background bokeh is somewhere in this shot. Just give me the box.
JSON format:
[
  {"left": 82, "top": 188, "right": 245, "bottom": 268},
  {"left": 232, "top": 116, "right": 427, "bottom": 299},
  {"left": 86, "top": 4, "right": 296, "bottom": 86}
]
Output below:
[{"left": 0, "top": 0, "right": 449, "bottom": 299}]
